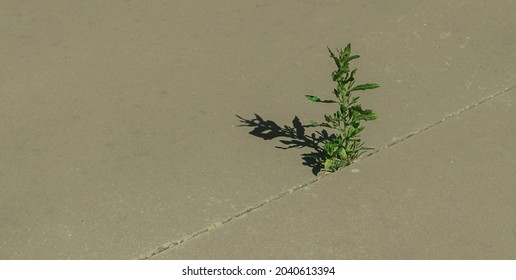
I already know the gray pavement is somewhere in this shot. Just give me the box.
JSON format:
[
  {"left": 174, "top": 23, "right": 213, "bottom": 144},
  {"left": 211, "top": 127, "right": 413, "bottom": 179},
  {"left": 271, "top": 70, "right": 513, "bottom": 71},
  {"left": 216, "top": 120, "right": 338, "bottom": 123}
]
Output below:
[
  {"left": 153, "top": 90, "right": 516, "bottom": 259},
  {"left": 1, "top": 0, "right": 515, "bottom": 259}
]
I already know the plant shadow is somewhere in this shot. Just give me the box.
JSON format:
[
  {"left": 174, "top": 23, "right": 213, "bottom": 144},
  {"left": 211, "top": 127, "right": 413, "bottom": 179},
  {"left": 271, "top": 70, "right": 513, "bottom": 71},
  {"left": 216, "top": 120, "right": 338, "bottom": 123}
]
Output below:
[{"left": 236, "top": 114, "right": 333, "bottom": 175}]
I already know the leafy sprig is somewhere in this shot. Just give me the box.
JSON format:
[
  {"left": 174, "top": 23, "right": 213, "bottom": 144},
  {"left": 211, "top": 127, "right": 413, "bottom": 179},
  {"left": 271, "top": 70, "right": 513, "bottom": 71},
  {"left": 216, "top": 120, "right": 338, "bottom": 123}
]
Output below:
[{"left": 306, "top": 43, "right": 379, "bottom": 172}]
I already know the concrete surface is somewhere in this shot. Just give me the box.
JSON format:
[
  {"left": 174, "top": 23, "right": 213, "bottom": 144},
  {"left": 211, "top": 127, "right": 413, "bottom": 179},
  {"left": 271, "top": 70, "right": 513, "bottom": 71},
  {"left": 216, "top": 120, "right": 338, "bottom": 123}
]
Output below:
[
  {"left": 1, "top": 0, "right": 515, "bottom": 259},
  {"left": 153, "top": 90, "right": 516, "bottom": 259}
]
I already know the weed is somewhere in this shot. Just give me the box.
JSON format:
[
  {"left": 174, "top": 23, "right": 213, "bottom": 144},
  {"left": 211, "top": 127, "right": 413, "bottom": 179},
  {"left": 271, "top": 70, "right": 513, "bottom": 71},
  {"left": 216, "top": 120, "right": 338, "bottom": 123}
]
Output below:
[{"left": 306, "top": 43, "right": 379, "bottom": 172}]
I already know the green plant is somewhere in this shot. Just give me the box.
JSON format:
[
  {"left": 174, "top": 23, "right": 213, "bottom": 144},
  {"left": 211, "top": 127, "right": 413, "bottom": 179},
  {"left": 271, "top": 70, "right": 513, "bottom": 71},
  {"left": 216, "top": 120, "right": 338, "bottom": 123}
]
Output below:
[{"left": 306, "top": 43, "right": 379, "bottom": 172}]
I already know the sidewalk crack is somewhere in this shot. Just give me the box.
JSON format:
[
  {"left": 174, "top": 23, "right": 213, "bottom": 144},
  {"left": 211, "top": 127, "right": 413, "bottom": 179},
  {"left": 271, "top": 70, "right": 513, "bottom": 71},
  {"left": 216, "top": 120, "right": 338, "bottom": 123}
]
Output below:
[
  {"left": 141, "top": 84, "right": 515, "bottom": 259},
  {"left": 140, "top": 172, "right": 330, "bottom": 259},
  {"left": 367, "top": 85, "right": 516, "bottom": 157}
]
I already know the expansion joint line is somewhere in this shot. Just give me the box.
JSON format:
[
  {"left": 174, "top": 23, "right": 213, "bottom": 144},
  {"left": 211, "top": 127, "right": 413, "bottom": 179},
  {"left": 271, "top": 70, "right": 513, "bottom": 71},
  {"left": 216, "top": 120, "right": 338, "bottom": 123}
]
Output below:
[
  {"left": 141, "top": 85, "right": 515, "bottom": 260},
  {"left": 368, "top": 84, "right": 515, "bottom": 157},
  {"left": 140, "top": 175, "right": 325, "bottom": 259}
]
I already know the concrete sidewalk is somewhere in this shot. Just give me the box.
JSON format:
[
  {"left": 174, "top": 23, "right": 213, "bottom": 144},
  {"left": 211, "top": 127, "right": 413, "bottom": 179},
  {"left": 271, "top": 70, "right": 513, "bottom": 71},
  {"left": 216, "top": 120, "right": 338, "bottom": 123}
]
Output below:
[
  {"left": 153, "top": 89, "right": 516, "bottom": 259},
  {"left": 1, "top": 1, "right": 515, "bottom": 259}
]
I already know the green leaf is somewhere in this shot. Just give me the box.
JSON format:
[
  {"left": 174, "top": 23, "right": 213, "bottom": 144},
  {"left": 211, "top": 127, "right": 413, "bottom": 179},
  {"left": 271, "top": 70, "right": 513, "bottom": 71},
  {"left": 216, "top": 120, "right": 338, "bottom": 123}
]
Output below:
[
  {"left": 350, "top": 83, "right": 380, "bottom": 91},
  {"left": 345, "top": 68, "right": 358, "bottom": 84},
  {"left": 309, "top": 120, "right": 319, "bottom": 127},
  {"left": 361, "top": 112, "right": 379, "bottom": 121},
  {"left": 348, "top": 55, "right": 360, "bottom": 62},
  {"left": 305, "top": 95, "right": 337, "bottom": 103},
  {"left": 327, "top": 47, "right": 340, "bottom": 67},
  {"left": 325, "top": 141, "right": 337, "bottom": 154},
  {"left": 305, "top": 95, "right": 322, "bottom": 102},
  {"left": 344, "top": 43, "right": 351, "bottom": 59},
  {"left": 324, "top": 159, "right": 335, "bottom": 170},
  {"left": 332, "top": 89, "right": 341, "bottom": 98},
  {"left": 347, "top": 127, "right": 357, "bottom": 138},
  {"left": 331, "top": 71, "right": 341, "bottom": 82},
  {"left": 338, "top": 148, "right": 347, "bottom": 160},
  {"left": 341, "top": 63, "right": 349, "bottom": 74},
  {"left": 349, "top": 96, "right": 360, "bottom": 105}
]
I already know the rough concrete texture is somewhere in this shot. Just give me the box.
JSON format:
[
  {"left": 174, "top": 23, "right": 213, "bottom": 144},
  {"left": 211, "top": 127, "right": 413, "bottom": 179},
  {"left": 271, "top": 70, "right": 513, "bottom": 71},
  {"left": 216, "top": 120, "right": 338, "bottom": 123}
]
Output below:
[
  {"left": 1, "top": 1, "right": 515, "bottom": 259},
  {"left": 153, "top": 89, "right": 516, "bottom": 259}
]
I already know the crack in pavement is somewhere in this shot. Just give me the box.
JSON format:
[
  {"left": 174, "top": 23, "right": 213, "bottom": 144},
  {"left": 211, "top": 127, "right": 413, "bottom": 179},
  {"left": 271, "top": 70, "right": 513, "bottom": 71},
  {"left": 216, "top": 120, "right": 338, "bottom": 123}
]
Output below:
[
  {"left": 140, "top": 85, "right": 516, "bottom": 260},
  {"left": 368, "top": 84, "right": 516, "bottom": 158},
  {"left": 139, "top": 171, "right": 331, "bottom": 260}
]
